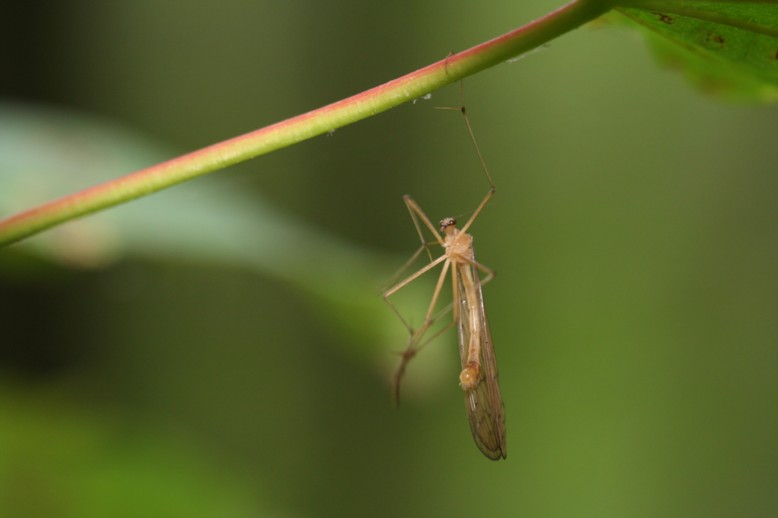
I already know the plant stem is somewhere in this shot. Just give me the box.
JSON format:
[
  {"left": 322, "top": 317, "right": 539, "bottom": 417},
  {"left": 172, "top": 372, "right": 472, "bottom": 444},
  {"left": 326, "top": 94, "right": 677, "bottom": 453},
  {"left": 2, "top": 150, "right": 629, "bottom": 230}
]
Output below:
[{"left": 0, "top": 0, "right": 611, "bottom": 247}]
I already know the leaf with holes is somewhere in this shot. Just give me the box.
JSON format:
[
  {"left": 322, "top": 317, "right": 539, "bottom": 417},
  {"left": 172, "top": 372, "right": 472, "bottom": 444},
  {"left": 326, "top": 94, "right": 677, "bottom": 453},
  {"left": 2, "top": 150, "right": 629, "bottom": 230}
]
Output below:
[{"left": 616, "top": 1, "right": 778, "bottom": 101}]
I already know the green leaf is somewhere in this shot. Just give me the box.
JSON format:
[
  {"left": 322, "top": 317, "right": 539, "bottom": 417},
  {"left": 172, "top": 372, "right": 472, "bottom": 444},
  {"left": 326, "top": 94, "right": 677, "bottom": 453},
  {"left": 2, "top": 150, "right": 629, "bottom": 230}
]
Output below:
[
  {"left": 0, "top": 385, "right": 265, "bottom": 516},
  {"left": 616, "top": 1, "right": 778, "bottom": 101},
  {"left": 0, "top": 102, "right": 407, "bottom": 370}
]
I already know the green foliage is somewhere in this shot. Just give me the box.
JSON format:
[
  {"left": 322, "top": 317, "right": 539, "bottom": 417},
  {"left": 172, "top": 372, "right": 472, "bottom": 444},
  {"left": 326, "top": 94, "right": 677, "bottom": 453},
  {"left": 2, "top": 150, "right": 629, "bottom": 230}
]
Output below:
[
  {"left": 0, "top": 386, "right": 262, "bottom": 517},
  {"left": 616, "top": 1, "right": 778, "bottom": 101},
  {"left": 0, "top": 103, "right": 403, "bottom": 366},
  {"left": 2, "top": 2, "right": 778, "bottom": 515},
  {"left": 0, "top": 394, "right": 260, "bottom": 518}
]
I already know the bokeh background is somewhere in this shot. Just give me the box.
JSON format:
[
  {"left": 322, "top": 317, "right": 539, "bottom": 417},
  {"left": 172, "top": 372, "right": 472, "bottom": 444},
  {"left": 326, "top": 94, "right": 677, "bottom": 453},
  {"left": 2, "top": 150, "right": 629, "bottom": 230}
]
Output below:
[{"left": 2, "top": 1, "right": 777, "bottom": 516}]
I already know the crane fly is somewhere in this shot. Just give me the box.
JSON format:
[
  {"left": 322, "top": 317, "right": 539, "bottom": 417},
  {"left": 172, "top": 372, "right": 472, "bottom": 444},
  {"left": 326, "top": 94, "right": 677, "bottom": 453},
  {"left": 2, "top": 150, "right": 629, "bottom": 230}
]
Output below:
[{"left": 383, "top": 104, "right": 507, "bottom": 460}]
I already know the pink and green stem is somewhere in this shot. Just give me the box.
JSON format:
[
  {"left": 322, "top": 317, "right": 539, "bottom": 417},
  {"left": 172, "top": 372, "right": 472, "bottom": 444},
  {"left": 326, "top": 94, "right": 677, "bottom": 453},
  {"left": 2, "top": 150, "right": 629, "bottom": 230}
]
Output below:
[{"left": 0, "top": 0, "right": 611, "bottom": 247}]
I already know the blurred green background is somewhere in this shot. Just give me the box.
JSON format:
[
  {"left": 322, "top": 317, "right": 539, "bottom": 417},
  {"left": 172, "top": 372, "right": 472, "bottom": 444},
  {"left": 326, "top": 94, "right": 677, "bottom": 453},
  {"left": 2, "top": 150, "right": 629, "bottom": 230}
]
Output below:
[{"left": 2, "top": 1, "right": 777, "bottom": 516}]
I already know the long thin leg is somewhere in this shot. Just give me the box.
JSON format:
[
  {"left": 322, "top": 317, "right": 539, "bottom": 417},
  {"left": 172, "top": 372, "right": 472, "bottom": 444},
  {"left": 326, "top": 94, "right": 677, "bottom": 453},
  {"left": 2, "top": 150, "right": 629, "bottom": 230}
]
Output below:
[
  {"left": 404, "top": 195, "right": 445, "bottom": 248},
  {"left": 383, "top": 193, "right": 449, "bottom": 338},
  {"left": 435, "top": 82, "right": 495, "bottom": 188},
  {"left": 460, "top": 103, "right": 495, "bottom": 189},
  {"left": 383, "top": 254, "right": 447, "bottom": 333},
  {"left": 434, "top": 81, "right": 496, "bottom": 234},
  {"left": 459, "top": 188, "right": 494, "bottom": 234},
  {"left": 393, "top": 259, "right": 453, "bottom": 403},
  {"left": 382, "top": 239, "right": 434, "bottom": 295}
]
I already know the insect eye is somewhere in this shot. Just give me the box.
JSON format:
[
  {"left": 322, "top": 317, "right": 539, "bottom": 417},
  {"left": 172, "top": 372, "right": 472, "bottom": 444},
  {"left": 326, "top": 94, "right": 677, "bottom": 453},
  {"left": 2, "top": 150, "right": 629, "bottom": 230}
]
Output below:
[{"left": 439, "top": 217, "right": 456, "bottom": 232}]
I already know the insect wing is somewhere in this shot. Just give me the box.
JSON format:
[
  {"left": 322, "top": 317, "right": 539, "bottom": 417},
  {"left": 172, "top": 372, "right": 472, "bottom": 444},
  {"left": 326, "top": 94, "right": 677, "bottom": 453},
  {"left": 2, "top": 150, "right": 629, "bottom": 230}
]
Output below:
[{"left": 457, "top": 262, "right": 507, "bottom": 460}]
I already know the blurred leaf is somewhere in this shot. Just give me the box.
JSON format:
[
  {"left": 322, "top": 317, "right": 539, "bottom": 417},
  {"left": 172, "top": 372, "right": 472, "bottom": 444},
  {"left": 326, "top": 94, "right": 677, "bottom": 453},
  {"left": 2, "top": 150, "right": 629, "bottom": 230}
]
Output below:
[
  {"left": 616, "top": 1, "right": 778, "bottom": 101},
  {"left": 0, "top": 102, "right": 411, "bottom": 374},
  {"left": 0, "top": 385, "right": 264, "bottom": 517}
]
